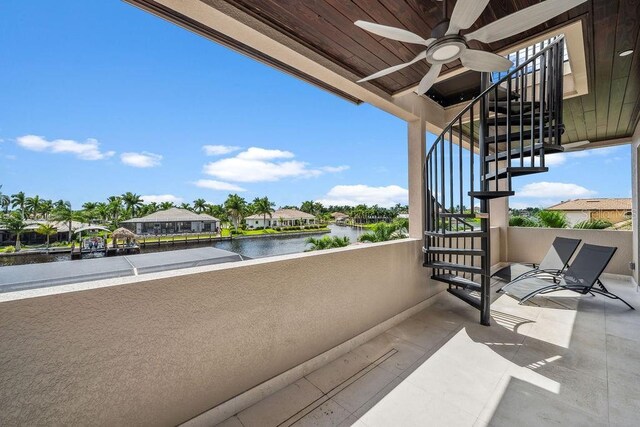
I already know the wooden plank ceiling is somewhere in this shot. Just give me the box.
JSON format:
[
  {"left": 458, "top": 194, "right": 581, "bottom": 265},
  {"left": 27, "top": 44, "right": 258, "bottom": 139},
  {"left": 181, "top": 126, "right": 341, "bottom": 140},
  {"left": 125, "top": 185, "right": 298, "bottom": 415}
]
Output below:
[{"left": 217, "top": 0, "right": 639, "bottom": 142}]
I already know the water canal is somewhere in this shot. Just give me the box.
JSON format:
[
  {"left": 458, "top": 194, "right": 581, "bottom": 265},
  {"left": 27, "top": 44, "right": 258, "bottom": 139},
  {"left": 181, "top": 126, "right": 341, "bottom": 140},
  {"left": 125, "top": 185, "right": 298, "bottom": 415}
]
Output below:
[{"left": 0, "top": 225, "right": 368, "bottom": 266}]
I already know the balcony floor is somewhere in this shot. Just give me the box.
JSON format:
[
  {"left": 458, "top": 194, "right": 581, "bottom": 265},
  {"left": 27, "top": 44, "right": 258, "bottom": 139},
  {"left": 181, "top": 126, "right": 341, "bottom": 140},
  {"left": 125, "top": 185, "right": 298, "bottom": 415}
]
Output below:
[{"left": 217, "top": 276, "right": 640, "bottom": 427}]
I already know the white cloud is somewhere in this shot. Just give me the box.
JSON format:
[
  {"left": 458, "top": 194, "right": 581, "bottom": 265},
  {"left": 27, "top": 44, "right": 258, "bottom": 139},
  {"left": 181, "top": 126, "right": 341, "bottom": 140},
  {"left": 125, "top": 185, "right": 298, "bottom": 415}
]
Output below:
[
  {"left": 540, "top": 153, "right": 567, "bottom": 167},
  {"left": 316, "top": 184, "right": 408, "bottom": 208},
  {"left": 16, "top": 135, "right": 115, "bottom": 160},
  {"left": 202, "top": 147, "right": 346, "bottom": 183},
  {"left": 193, "top": 179, "right": 246, "bottom": 192},
  {"left": 537, "top": 145, "right": 625, "bottom": 167},
  {"left": 202, "top": 145, "right": 241, "bottom": 156},
  {"left": 516, "top": 181, "right": 596, "bottom": 199},
  {"left": 320, "top": 165, "right": 350, "bottom": 173},
  {"left": 141, "top": 194, "right": 183, "bottom": 204},
  {"left": 120, "top": 151, "right": 163, "bottom": 168},
  {"left": 236, "top": 147, "right": 295, "bottom": 160}
]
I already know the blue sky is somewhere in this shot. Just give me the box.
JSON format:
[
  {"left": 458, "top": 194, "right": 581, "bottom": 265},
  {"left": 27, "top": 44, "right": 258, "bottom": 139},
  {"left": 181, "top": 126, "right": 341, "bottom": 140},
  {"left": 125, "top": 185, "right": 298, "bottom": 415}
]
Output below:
[{"left": 0, "top": 1, "right": 631, "bottom": 209}]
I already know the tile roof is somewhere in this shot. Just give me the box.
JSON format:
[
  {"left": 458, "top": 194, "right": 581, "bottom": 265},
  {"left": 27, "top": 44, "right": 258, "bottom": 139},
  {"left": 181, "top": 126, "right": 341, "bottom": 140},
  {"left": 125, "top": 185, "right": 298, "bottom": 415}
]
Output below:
[
  {"left": 547, "top": 198, "right": 632, "bottom": 211},
  {"left": 121, "top": 208, "right": 219, "bottom": 223}
]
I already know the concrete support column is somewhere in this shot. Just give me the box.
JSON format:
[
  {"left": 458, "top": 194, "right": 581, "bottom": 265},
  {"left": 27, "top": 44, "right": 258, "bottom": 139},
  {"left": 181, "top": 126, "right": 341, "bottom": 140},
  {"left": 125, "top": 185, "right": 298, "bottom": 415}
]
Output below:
[
  {"left": 489, "top": 161, "right": 510, "bottom": 263},
  {"left": 631, "top": 123, "right": 640, "bottom": 284},
  {"left": 408, "top": 119, "right": 426, "bottom": 239}
]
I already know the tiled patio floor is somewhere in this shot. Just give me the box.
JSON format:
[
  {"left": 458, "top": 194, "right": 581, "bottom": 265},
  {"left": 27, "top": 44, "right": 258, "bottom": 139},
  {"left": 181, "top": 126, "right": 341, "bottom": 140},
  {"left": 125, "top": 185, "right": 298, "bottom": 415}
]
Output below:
[{"left": 217, "top": 277, "right": 640, "bottom": 427}]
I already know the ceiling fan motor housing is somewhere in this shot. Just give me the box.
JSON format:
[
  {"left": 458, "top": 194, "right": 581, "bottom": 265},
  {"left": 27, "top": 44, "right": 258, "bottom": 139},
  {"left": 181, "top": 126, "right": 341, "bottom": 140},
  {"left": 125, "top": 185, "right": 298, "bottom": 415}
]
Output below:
[
  {"left": 431, "top": 19, "right": 450, "bottom": 39},
  {"left": 426, "top": 35, "right": 467, "bottom": 64}
]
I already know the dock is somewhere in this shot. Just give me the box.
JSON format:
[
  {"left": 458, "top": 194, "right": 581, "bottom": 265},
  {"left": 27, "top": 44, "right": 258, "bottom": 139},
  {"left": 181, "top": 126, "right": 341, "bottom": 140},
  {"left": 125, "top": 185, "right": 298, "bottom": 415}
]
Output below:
[{"left": 137, "top": 234, "right": 231, "bottom": 248}]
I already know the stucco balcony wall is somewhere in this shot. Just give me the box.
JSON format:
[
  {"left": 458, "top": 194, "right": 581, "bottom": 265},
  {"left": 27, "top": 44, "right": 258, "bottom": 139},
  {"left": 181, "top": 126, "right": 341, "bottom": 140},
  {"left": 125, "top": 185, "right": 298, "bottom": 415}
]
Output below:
[
  {"left": 0, "top": 238, "right": 441, "bottom": 426},
  {"left": 507, "top": 227, "right": 633, "bottom": 275}
]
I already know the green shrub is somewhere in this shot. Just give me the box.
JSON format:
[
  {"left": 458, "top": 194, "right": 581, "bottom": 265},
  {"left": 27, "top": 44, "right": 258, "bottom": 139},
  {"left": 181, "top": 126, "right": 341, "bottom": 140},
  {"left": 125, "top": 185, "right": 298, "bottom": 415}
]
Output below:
[
  {"left": 4, "top": 245, "right": 15, "bottom": 253},
  {"left": 509, "top": 216, "right": 539, "bottom": 227},
  {"left": 537, "top": 210, "right": 568, "bottom": 228},
  {"left": 573, "top": 219, "right": 612, "bottom": 229}
]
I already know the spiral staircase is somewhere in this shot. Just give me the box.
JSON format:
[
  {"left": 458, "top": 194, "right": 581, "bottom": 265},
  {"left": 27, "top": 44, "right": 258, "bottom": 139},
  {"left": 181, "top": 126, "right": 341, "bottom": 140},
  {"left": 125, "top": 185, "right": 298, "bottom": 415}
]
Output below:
[{"left": 423, "top": 36, "right": 566, "bottom": 326}]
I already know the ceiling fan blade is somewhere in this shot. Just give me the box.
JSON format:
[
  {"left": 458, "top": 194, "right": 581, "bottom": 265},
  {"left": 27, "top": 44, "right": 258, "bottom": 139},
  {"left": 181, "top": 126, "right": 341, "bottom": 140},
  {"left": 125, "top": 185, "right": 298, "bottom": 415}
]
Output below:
[
  {"left": 464, "top": 0, "right": 587, "bottom": 44},
  {"left": 355, "top": 20, "right": 431, "bottom": 45},
  {"left": 461, "top": 49, "right": 513, "bottom": 72},
  {"left": 415, "top": 63, "right": 442, "bottom": 95},
  {"left": 446, "top": 0, "right": 490, "bottom": 35},
  {"left": 358, "top": 51, "right": 427, "bottom": 83}
]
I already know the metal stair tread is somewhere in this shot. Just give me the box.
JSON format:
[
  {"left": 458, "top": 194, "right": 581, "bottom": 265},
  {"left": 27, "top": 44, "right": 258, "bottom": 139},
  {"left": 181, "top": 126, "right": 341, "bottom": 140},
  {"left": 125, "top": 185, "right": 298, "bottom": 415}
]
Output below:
[
  {"left": 446, "top": 288, "right": 482, "bottom": 309},
  {"left": 423, "top": 261, "right": 483, "bottom": 274},
  {"left": 424, "top": 247, "right": 485, "bottom": 256},
  {"left": 484, "top": 127, "right": 563, "bottom": 145},
  {"left": 424, "top": 230, "right": 486, "bottom": 237},
  {"left": 437, "top": 212, "right": 478, "bottom": 218},
  {"left": 484, "top": 166, "right": 549, "bottom": 180},
  {"left": 485, "top": 143, "right": 564, "bottom": 162},
  {"left": 432, "top": 274, "right": 482, "bottom": 292},
  {"left": 468, "top": 190, "right": 515, "bottom": 200},
  {"left": 488, "top": 101, "right": 539, "bottom": 114}
]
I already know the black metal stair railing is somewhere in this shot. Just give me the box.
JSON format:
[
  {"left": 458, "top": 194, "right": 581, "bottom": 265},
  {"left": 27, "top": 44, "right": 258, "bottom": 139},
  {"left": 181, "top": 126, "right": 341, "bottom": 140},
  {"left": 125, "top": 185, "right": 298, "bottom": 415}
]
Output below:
[{"left": 423, "top": 36, "right": 565, "bottom": 326}]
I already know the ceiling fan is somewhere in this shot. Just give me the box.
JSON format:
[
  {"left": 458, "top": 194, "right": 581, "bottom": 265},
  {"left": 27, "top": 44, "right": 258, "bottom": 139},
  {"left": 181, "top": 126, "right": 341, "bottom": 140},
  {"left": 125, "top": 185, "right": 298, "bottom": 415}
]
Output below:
[{"left": 355, "top": 0, "right": 586, "bottom": 95}]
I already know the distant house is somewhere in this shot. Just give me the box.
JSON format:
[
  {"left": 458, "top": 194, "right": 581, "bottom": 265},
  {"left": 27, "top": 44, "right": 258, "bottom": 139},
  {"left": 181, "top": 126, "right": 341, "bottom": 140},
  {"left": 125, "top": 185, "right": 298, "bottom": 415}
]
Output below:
[
  {"left": 331, "top": 212, "right": 349, "bottom": 224},
  {"left": 547, "top": 198, "right": 632, "bottom": 226},
  {"left": 0, "top": 220, "right": 93, "bottom": 244},
  {"left": 396, "top": 213, "right": 409, "bottom": 220},
  {"left": 246, "top": 209, "right": 316, "bottom": 229},
  {"left": 121, "top": 208, "right": 219, "bottom": 235}
]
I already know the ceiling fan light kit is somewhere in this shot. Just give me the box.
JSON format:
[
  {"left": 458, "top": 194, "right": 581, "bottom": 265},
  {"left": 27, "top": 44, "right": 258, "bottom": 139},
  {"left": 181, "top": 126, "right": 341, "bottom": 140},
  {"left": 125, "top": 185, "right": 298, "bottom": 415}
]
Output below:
[{"left": 354, "top": 0, "right": 587, "bottom": 95}]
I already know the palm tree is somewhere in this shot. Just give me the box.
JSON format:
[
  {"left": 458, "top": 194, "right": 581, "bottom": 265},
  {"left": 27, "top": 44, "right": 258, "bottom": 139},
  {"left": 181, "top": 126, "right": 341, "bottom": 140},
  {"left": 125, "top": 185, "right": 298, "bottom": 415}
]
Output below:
[
  {"left": 0, "top": 185, "right": 10, "bottom": 214},
  {"left": 305, "top": 236, "right": 333, "bottom": 251},
  {"left": 224, "top": 194, "right": 247, "bottom": 232},
  {"left": 54, "top": 199, "right": 68, "bottom": 210},
  {"left": 121, "top": 192, "right": 143, "bottom": 218},
  {"left": 159, "top": 201, "right": 174, "bottom": 210},
  {"left": 193, "top": 198, "right": 207, "bottom": 213},
  {"left": 36, "top": 223, "right": 57, "bottom": 249},
  {"left": 11, "top": 191, "right": 26, "bottom": 218},
  {"left": 40, "top": 199, "right": 53, "bottom": 219},
  {"left": 305, "top": 236, "right": 350, "bottom": 251},
  {"left": 537, "top": 210, "right": 568, "bottom": 228},
  {"left": 53, "top": 202, "right": 85, "bottom": 241},
  {"left": 107, "top": 196, "right": 122, "bottom": 226},
  {"left": 252, "top": 196, "right": 275, "bottom": 228},
  {"left": 25, "top": 195, "right": 42, "bottom": 219},
  {"left": 300, "top": 200, "right": 314, "bottom": 214},
  {"left": 1, "top": 212, "right": 27, "bottom": 251},
  {"left": 359, "top": 222, "right": 407, "bottom": 243},
  {"left": 180, "top": 202, "right": 192, "bottom": 211},
  {"left": 205, "top": 204, "right": 227, "bottom": 222},
  {"left": 95, "top": 202, "right": 110, "bottom": 223},
  {"left": 82, "top": 202, "right": 98, "bottom": 223}
]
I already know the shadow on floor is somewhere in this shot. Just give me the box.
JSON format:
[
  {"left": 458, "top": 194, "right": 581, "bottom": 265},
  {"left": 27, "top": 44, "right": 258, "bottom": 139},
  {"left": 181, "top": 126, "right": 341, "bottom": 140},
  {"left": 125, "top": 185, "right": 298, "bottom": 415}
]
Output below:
[{"left": 220, "top": 277, "right": 639, "bottom": 427}]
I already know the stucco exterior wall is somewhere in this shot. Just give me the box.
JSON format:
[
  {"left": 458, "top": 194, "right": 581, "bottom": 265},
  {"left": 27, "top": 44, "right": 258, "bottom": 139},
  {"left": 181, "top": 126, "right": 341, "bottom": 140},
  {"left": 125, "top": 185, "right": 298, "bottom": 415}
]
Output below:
[
  {"left": 632, "top": 125, "right": 640, "bottom": 284},
  {"left": 0, "top": 239, "right": 439, "bottom": 426},
  {"left": 561, "top": 210, "right": 629, "bottom": 227},
  {"left": 507, "top": 227, "right": 633, "bottom": 275},
  {"left": 565, "top": 211, "right": 590, "bottom": 227}
]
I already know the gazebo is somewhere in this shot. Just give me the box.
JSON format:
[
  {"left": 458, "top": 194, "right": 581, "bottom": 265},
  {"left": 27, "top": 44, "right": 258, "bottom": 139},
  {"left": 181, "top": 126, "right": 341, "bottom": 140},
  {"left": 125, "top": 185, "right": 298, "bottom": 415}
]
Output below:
[{"left": 110, "top": 227, "right": 137, "bottom": 248}]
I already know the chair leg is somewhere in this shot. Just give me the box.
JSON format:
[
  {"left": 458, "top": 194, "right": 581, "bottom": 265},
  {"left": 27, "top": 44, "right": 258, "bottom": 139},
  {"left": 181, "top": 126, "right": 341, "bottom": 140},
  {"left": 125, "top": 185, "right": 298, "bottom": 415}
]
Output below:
[
  {"left": 590, "top": 289, "right": 635, "bottom": 310},
  {"left": 518, "top": 284, "right": 562, "bottom": 305}
]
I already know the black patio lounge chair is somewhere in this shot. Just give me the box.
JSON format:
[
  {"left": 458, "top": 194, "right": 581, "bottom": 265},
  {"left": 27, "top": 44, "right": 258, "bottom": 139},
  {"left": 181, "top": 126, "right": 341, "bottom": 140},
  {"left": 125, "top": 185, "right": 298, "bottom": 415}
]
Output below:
[
  {"left": 493, "top": 236, "right": 581, "bottom": 286},
  {"left": 500, "top": 243, "right": 634, "bottom": 309}
]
